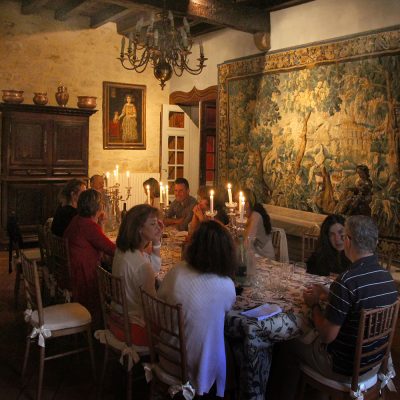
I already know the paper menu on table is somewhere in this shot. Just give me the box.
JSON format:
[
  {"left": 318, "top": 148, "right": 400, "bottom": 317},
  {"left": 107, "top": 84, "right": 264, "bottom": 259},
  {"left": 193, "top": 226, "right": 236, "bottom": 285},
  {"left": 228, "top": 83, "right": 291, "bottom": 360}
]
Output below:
[{"left": 240, "top": 303, "right": 282, "bottom": 321}]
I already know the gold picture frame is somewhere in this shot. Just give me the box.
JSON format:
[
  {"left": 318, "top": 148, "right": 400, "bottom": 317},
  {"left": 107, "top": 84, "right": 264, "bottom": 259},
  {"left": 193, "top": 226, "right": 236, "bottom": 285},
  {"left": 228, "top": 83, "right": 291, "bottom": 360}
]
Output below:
[{"left": 103, "top": 81, "right": 146, "bottom": 149}]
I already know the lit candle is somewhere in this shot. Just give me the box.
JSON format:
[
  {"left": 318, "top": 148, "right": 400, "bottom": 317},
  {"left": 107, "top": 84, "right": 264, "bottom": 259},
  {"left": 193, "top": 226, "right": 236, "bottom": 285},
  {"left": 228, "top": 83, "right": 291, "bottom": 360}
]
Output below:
[
  {"left": 159, "top": 182, "right": 164, "bottom": 204},
  {"left": 165, "top": 184, "right": 169, "bottom": 205},
  {"left": 238, "top": 191, "right": 243, "bottom": 214},
  {"left": 240, "top": 197, "right": 245, "bottom": 220},
  {"left": 146, "top": 185, "right": 151, "bottom": 205},
  {"left": 210, "top": 190, "right": 214, "bottom": 213},
  {"left": 227, "top": 183, "right": 233, "bottom": 204},
  {"left": 105, "top": 172, "right": 110, "bottom": 188}
]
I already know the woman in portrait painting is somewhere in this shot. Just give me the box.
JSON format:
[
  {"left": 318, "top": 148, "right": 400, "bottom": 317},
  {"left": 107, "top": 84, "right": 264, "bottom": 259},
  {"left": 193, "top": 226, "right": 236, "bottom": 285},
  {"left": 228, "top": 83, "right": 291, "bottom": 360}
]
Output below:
[{"left": 119, "top": 94, "right": 137, "bottom": 142}]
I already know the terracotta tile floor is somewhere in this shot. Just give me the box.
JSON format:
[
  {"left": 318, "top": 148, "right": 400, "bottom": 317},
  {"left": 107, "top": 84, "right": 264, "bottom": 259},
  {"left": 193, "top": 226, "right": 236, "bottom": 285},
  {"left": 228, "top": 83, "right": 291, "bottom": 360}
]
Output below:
[{"left": 0, "top": 251, "right": 399, "bottom": 400}]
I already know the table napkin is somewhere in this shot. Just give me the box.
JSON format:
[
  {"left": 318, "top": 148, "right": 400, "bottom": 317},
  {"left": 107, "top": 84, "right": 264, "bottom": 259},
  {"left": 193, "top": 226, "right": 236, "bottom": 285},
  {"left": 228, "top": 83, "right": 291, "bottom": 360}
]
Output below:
[{"left": 240, "top": 303, "right": 282, "bottom": 321}]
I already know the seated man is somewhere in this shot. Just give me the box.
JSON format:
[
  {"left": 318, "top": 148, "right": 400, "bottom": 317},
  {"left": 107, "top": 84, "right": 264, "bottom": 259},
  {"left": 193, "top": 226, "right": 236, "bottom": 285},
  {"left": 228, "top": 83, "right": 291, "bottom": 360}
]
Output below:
[
  {"left": 90, "top": 174, "right": 105, "bottom": 192},
  {"left": 164, "top": 178, "right": 197, "bottom": 231},
  {"left": 271, "top": 215, "right": 398, "bottom": 399}
]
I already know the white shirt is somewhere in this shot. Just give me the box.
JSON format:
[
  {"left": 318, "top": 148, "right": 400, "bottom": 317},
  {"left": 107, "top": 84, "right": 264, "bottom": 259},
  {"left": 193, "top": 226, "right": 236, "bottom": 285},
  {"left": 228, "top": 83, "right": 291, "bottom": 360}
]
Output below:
[
  {"left": 112, "top": 248, "right": 157, "bottom": 326},
  {"left": 157, "top": 261, "right": 236, "bottom": 397},
  {"left": 247, "top": 211, "right": 275, "bottom": 259}
]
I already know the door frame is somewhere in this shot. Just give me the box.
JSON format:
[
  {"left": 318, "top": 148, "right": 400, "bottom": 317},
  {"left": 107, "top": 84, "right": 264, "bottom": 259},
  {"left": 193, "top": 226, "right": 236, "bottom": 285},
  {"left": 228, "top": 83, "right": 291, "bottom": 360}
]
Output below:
[{"left": 169, "top": 86, "right": 218, "bottom": 185}]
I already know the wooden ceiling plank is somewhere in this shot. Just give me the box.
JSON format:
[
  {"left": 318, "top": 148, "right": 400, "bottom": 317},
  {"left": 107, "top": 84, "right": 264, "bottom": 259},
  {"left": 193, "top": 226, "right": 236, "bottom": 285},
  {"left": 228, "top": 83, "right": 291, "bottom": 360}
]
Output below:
[
  {"left": 113, "top": 0, "right": 269, "bottom": 33},
  {"left": 21, "top": 0, "right": 51, "bottom": 15},
  {"left": 90, "top": 5, "right": 134, "bottom": 28},
  {"left": 55, "top": 0, "right": 97, "bottom": 21}
]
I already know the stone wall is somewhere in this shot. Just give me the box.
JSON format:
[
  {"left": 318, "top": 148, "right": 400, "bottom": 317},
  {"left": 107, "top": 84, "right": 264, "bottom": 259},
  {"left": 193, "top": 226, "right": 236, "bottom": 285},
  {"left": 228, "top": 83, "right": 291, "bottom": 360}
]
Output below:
[{"left": 0, "top": 0, "right": 169, "bottom": 177}]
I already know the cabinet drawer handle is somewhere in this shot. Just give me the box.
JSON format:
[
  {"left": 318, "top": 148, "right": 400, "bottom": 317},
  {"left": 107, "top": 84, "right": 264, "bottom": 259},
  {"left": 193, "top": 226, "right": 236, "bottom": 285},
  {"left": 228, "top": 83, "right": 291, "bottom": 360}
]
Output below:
[{"left": 44, "top": 131, "right": 47, "bottom": 154}]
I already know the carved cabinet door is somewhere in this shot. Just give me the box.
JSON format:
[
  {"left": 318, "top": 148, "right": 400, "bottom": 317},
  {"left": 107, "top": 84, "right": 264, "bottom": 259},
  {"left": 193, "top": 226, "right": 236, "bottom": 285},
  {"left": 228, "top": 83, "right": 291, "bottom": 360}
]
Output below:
[
  {"left": 6, "top": 113, "right": 51, "bottom": 176},
  {"left": 52, "top": 117, "right": 89, "bottom": 177},
  {"left": 4, "top": 182, "right": 49, "bottom": 237}
]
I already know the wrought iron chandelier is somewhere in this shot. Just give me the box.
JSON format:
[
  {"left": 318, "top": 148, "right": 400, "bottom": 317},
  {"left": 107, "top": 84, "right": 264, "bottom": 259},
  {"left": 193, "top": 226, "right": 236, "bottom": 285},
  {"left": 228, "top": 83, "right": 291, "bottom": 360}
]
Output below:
[{"left": 118, "top": 1, "right": 207, "bottom": 89}]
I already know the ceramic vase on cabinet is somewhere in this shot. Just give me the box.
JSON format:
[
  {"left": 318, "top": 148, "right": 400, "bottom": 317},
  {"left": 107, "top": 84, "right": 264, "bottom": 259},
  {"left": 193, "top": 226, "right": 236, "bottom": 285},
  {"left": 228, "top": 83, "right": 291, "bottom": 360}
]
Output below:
[
  {"left": 33, "top": 92, "right": 48, "bottom": 105},
  {"left": 55, "top": 85, "right": 69, "bottom": 107}
]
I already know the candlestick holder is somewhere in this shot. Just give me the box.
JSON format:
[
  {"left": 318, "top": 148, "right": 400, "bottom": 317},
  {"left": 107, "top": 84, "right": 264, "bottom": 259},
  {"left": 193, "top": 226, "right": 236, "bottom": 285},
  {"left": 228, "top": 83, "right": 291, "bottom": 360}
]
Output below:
[
  {"left": 225, "top": 202, "right": 238, "bottom": 235},
  {"left": 235, "top": 216, "right": 248, "bottom": 237},
  {"left": 205, "top": 210, "right": 218, "bottom": 219},
  {"left": 103, "top": 183, "right": 132, "bottom": 231}
]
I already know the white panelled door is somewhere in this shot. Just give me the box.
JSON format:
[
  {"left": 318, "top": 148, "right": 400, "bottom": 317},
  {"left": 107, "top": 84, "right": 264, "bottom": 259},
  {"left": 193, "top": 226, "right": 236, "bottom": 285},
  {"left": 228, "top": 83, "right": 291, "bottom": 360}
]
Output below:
[{"left": 161, "top": 104, "right": 199, "bottom": 201}]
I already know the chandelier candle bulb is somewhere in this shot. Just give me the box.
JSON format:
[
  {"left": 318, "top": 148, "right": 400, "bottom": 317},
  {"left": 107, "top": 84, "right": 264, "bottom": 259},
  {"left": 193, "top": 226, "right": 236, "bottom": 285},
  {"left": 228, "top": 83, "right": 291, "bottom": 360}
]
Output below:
[
  {"left": 120, "top": 36, "right": 125, "bottom": 55},
  {"left": 126, "top": 171, "right": 130, "bottom": 187},
  {"left": 200, "top": 42, "right": 204, "bottom": 57},
  {"left": 210, "top": 190, "right": 214, "bottom": 213},
  {"left": 154, "top": 29, "right": 159, "bottom": 46},
  {"left": 227, "top": 183, "right": 233, "bottom": 204},
  {"left": 146, "top": 185, "right": 151, "bottom": 205}
]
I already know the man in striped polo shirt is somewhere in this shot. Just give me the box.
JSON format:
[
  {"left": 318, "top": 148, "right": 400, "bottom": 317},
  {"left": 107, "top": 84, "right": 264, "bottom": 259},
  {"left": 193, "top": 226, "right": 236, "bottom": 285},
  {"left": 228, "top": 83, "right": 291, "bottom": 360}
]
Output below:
[{"left": 271, "top": 215, "right": 398, "bottom": 399}]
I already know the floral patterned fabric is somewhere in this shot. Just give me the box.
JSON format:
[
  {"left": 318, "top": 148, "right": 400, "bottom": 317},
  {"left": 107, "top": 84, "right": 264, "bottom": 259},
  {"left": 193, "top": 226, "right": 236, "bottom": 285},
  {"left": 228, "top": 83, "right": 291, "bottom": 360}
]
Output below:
[{"left": 226, "top": 256, "right": 332, "bottom": 400}]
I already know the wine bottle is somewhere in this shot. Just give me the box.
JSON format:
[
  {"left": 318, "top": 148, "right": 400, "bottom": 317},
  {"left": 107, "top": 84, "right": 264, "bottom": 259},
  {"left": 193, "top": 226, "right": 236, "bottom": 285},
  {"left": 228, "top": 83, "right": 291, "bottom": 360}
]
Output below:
[{"left": 121, "top": 202, "right": 127, "bottom": 222}]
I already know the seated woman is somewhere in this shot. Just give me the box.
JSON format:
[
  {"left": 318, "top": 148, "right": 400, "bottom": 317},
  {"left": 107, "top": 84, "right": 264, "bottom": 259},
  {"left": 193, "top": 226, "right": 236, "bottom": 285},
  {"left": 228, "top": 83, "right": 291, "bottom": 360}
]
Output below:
[
  {"left": 243, "top": 189, "right": 275, "bottom": 260},
  {"left": 51, "top": 179, "right": 86, "bottom": 237},
  {"left": 64, "top": 189, "right": 116, "bottom": 326},
  {"left": 158, "top": 220, "right": 236, "bottom": 398},
  {"left": 112, "top": 204, "right": 163, "bottom": 346},
  {"left": 306, "top": 214, "right": 351, "bottom": 276},
  {"left": 143, "top": 177, "right": 160, "bottom": 208}
]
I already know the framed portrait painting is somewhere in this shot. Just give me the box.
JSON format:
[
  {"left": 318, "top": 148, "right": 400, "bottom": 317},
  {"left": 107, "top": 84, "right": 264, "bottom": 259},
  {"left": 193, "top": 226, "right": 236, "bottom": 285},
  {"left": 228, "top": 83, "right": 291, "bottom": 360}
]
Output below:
[{"left": 103, "top": 81, "right": 146, "bottom": 149}]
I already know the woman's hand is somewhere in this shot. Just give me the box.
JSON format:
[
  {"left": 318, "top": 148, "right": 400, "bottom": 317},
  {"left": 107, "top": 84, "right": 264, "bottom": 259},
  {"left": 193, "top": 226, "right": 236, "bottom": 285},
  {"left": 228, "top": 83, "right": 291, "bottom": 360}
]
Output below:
[{"left": 192, "top": 204, "right": 205, "bottom": 221}]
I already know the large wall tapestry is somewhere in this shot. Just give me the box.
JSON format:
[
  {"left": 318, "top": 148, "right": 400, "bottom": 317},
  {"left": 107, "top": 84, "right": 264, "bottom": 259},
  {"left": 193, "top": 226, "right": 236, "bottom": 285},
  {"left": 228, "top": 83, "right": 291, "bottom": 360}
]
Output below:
[{"left": 218, "top": 27, "right": 400, "bottom": 236}]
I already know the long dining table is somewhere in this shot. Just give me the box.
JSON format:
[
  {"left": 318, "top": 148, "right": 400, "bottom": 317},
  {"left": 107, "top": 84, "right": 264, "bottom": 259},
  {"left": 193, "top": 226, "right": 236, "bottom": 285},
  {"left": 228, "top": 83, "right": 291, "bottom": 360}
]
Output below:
[{"left": 109, "top": 227, "right": 333, "bottom": 400}]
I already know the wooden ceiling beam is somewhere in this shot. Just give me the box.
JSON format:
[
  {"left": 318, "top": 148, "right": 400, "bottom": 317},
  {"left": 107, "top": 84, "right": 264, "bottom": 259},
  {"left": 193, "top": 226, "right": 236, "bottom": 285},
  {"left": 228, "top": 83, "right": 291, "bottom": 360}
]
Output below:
[
  {"left": 21, "top": 0, "right": 50, "bottom": 15},
  {"left": 113, "top": 0, "right": 269, "bottom": 34},
  {"left": 55, "top": 0, "right": 97, "bottom": 21},
  {"left": 90, "top": 5, "right": 134, "bottom": 28}
]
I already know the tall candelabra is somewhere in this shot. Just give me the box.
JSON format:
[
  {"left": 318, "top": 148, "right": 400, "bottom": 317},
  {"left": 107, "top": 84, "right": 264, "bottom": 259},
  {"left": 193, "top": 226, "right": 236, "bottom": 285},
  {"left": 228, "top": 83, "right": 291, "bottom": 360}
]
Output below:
[{"left": 104, "top": 183, "right": 132, "bottom": 231}]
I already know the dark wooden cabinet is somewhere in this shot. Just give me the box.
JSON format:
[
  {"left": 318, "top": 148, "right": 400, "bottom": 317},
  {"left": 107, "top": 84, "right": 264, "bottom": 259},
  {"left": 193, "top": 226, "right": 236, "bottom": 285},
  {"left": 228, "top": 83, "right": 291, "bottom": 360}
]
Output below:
[{"left": 0, "top": 103, "right": 96, "bottom": 243}]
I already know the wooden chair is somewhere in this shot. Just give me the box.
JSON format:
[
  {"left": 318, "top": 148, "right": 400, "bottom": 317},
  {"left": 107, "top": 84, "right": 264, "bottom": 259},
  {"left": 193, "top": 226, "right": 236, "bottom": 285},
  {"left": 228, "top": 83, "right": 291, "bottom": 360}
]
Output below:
[
  {"left": 271, "top": 229, "right": 281, "bottom": 261},
  {"left": 140, "top": 288, "right": 193, "bottom": 400},
  {"left": 47, "top": 234, "right": 73, "bottom": 302},
  {"left": 7, "top": 213, "right": 41, "bottom": 308},
  {"left": 298, "top": 300, "right": 400, "bottom": 400},
  {"left": 301, "top": 234, "right": 319, "bottom": 263},
  {"left": 20, "top": 252, "right": 95, "bottom": 400},
  {"left": 96, "top": 266, "right": 148, "bottom": 400}
]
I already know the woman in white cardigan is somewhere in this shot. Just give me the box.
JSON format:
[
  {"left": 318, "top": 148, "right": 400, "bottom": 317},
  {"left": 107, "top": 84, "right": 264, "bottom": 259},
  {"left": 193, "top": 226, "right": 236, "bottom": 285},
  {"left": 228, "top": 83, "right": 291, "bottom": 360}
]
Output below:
[
  {"left": 112, "top": 204, "right": 163, "bottom": 346},
  {"left": 243, "top": 189, "right": 275, "bottom": 260},
  {"left": 157, "top": 220, "right": 237, "bottom": 398}
]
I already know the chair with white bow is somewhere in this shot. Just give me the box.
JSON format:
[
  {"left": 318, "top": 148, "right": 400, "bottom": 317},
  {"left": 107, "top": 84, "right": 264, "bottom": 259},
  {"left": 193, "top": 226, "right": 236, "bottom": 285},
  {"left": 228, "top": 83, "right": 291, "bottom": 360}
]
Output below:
[
  {"left": 140, "top": 288, "right": 195, "bottom": 400},
  {"left": 297, "top": 300, "right": 400, "bottom": 400},
  {"left": 95, "top": 266, "right": 149, "bottom": 400},
  {"left": 47, "top": 233, "right": 73, "bottom": 303},
  {"left": 20, "top": 252, "right": 95, "bottom": 400}
]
